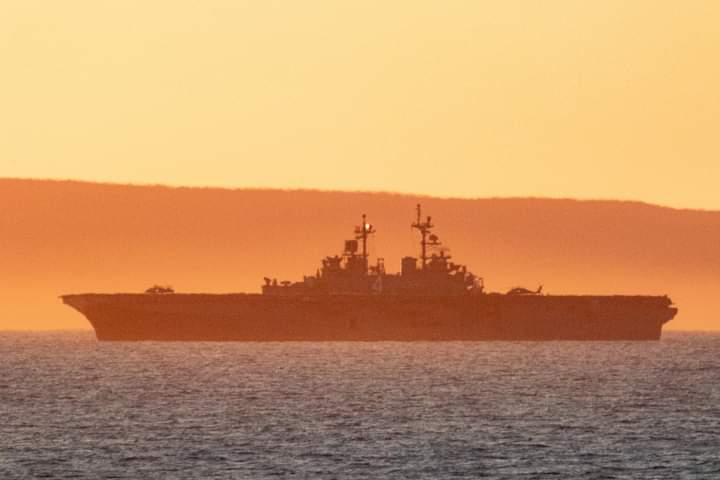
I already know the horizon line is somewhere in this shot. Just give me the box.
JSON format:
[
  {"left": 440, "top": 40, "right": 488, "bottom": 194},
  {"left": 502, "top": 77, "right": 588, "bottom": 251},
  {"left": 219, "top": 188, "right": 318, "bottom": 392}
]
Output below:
[{"left": 2, "top": 176, "right": 718, "bottom": 213}]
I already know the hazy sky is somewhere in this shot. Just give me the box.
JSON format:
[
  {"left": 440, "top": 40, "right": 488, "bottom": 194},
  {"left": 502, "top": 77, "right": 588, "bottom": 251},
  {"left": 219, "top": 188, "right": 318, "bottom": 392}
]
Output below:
[{"left": 2, "top": 1, "right": 719, "bottom": 209}]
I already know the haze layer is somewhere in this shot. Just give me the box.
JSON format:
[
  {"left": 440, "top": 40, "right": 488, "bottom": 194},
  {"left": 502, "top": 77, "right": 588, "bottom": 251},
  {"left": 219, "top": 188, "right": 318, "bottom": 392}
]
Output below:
[{"left": 1, "top": 179, "right": 718, "bottom": 331}]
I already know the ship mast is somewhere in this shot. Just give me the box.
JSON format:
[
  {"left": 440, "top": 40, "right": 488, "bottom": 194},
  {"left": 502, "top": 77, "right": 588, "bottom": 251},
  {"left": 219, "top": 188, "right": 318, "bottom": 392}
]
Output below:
[
  {"left": 354, "top": 214, "right": 375, "bottom": 272},
  {"left": 411, "top": 204, "right": 434, "bottom": 269}
]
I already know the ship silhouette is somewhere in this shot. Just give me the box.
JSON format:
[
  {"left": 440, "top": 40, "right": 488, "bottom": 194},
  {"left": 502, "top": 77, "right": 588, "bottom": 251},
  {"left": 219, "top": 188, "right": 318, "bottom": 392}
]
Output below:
[{"left": 62, "top": 205, "right": 677, "bottom": 341}]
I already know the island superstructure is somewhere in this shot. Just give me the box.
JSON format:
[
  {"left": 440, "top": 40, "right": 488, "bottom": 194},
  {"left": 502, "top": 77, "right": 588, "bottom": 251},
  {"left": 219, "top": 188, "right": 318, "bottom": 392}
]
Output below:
[{"left": 62, "top": 205, "right": 677, "bottom": 341}]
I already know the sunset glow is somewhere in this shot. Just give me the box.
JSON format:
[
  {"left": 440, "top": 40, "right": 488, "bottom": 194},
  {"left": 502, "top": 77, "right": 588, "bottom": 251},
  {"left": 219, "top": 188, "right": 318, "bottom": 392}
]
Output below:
[{"left": 2, "top": 1, "right": 719, "bottom": 208}]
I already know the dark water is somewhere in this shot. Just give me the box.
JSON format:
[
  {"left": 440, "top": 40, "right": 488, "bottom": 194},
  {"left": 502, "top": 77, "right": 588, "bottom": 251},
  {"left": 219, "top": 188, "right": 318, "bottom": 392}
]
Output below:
[{"left": 1, "top": 332, "right": 719, "bottom": 479}]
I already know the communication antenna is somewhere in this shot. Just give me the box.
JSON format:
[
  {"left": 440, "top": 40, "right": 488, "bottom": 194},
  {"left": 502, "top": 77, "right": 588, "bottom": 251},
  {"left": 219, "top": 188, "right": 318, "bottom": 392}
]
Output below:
[{"left": 411, "top": 204, "right": 438, "bottom": 269}]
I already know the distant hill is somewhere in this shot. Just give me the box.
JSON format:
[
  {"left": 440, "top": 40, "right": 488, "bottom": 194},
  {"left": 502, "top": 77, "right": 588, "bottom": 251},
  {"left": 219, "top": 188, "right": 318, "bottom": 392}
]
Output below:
[{"left": 1, "top": 178, "right": 718, "bottom": 330}]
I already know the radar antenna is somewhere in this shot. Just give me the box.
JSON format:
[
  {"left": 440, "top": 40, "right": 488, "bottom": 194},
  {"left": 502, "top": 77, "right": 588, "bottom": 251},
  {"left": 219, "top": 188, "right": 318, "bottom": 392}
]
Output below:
[{"left": 411, "top": 204, "right": 439, "bottom": 269}]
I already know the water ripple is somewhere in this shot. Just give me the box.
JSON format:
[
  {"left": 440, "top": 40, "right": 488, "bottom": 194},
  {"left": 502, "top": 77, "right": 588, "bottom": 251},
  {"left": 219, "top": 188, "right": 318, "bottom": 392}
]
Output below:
[{"left": 1, "top": 331, "right": 719, "bottom": 479}]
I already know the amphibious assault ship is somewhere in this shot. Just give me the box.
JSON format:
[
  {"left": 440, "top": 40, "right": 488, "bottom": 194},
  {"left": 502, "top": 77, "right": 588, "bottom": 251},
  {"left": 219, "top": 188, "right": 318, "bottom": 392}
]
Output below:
[{"left": 62, "top": 205, "right": 677, "bottom": 341}]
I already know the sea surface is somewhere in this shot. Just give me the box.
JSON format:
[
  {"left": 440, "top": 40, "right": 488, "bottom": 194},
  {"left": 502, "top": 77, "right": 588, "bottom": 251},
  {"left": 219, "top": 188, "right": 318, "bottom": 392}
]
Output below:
[{"left": 1, "top": 331, "right": 719, "bottom": 479}]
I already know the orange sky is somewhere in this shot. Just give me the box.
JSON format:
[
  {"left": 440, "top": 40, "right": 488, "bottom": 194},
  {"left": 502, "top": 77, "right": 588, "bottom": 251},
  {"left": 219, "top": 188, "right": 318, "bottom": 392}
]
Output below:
[{"left": 2, "top": 1, "right": 720, "bottom": 208}]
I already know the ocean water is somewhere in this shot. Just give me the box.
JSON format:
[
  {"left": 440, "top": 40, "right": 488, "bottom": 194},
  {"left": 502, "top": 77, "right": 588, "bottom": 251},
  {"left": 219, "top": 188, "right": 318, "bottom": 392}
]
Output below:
[{"left": 1, "top": 331, "right": 719, "bottom": 479}]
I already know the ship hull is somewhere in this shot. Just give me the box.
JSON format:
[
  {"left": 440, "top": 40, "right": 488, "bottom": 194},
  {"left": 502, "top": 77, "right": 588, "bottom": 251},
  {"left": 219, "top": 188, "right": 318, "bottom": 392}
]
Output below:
[{"left": 61, "top": 293, "right": 677, "bottom": 341}]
